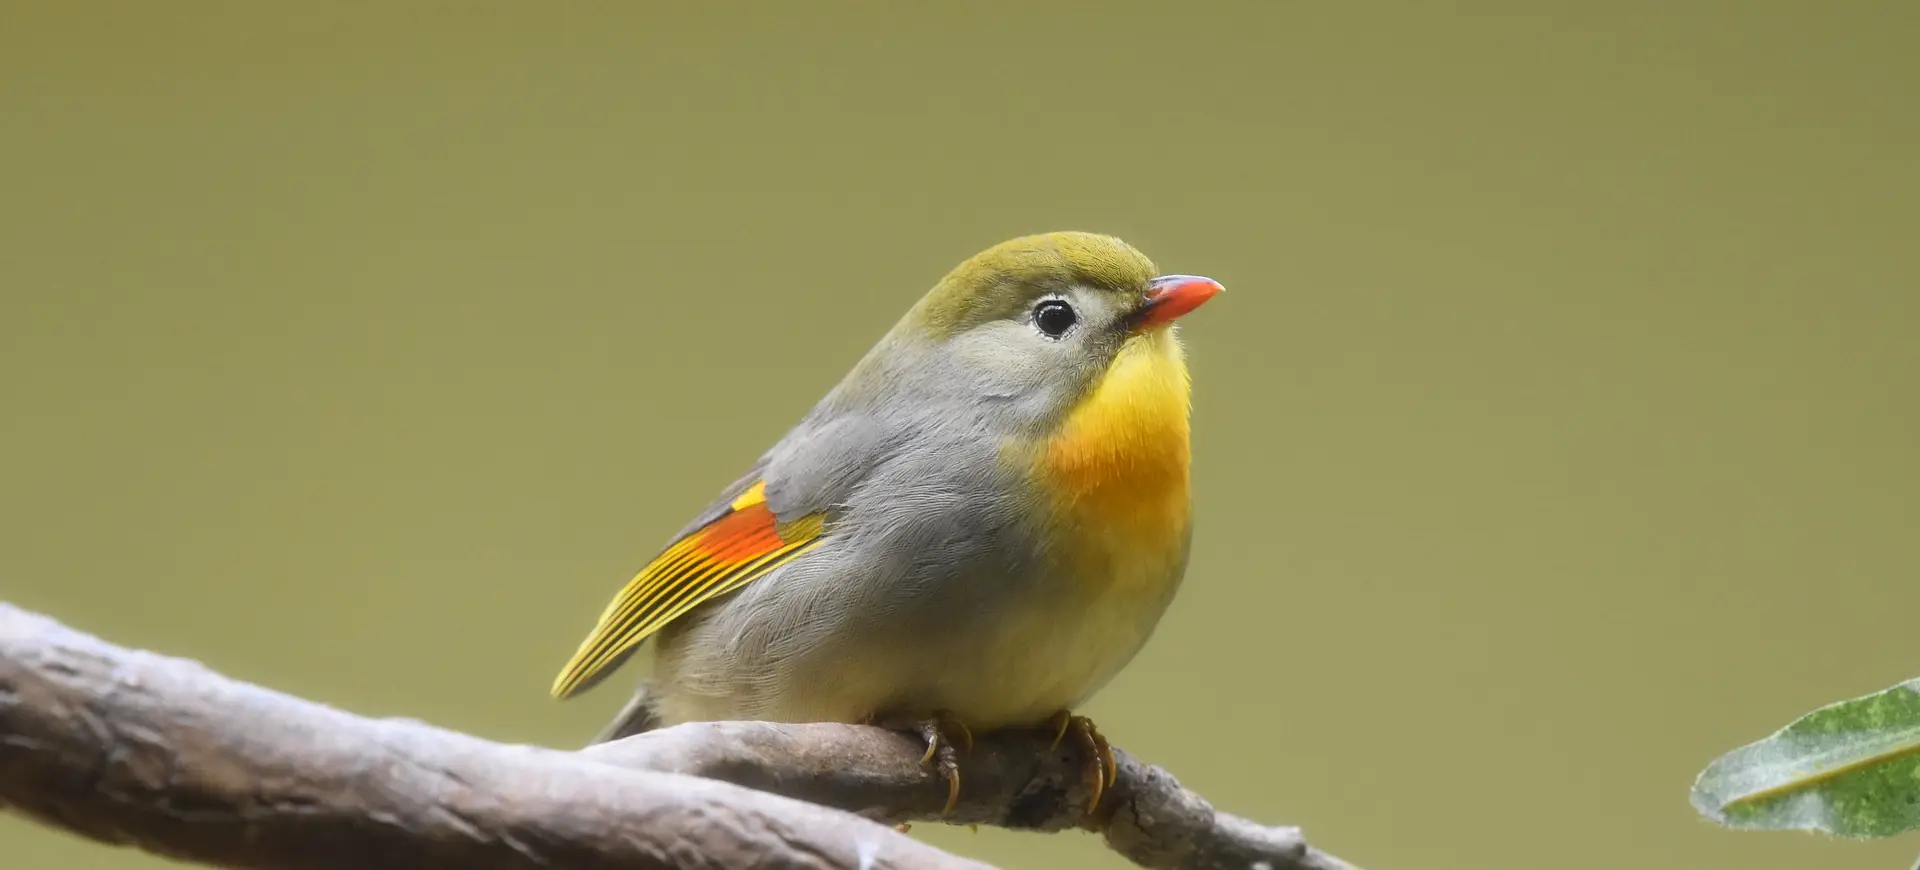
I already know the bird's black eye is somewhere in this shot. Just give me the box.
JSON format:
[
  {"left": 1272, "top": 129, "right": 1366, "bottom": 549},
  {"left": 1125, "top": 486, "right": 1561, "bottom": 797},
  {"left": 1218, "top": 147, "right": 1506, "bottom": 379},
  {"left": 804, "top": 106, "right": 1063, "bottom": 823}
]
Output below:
[{"left": 1032, "top": 299, "right": 1077, "bottom": 338}]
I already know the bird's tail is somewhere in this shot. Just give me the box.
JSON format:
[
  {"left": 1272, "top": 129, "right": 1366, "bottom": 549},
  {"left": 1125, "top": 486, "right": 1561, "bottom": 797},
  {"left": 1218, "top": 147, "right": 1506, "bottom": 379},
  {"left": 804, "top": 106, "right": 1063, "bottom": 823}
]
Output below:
[{"left": 588, "top": 682, "right": 664, "bottom": 746}]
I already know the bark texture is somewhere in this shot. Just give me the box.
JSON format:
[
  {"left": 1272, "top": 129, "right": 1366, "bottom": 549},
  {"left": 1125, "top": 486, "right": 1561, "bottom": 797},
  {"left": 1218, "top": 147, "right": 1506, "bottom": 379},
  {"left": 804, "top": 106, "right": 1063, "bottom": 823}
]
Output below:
[{"left": 0, "top": 603, "right": 1363, "bottom": 870}]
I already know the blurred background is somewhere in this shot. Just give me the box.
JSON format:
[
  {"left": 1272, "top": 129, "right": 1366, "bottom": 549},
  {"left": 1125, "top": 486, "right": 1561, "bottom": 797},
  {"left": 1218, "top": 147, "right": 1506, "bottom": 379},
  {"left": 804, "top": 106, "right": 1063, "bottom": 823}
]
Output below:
[{"left": 3, "top": 3, "right": 1916, "bottom": 869}]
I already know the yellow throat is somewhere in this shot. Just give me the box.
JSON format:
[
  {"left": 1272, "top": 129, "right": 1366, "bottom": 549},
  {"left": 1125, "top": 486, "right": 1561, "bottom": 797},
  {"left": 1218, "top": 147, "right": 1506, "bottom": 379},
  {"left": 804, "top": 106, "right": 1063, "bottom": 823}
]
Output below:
[{"left": 1041, "top": 328, "right": 1194, "bottom": 575}]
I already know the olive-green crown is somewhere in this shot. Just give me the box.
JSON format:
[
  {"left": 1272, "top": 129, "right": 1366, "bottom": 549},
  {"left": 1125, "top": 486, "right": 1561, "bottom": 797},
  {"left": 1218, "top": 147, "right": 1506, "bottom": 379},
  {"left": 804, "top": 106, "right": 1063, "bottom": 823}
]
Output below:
[{"left": 910, "top": 231, "right": 1157, "bottom": 336}]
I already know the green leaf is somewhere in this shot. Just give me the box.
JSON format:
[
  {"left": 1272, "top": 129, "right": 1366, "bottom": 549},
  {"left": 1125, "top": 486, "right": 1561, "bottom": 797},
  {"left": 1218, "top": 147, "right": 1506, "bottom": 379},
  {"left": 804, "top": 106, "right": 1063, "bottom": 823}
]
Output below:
[{"left": 1692, "top": 677, "right": 1920, "bottom": 837}]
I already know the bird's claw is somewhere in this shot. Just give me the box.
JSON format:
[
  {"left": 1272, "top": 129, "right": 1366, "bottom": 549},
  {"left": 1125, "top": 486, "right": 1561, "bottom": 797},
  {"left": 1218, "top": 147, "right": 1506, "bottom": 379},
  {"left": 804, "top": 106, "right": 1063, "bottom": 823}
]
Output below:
[
  {"left": 1045, "top": 710, "right": 1117, "bottom": 819},
  {"left": 912, "top": 709, "right": 971, "bottom": 815}
]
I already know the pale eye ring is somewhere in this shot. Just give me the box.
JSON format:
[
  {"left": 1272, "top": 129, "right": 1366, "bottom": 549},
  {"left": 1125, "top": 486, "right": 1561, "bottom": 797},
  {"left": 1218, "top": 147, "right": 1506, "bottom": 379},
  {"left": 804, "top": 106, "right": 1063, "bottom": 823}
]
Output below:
[{"left": 1032, "top": 298, "right": 1078, "bottom": 338}]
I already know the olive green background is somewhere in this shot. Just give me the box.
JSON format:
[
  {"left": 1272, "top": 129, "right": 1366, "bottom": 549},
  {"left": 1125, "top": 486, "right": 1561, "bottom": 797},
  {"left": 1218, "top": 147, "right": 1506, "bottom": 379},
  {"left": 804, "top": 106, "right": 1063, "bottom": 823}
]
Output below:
[{"left": 3, "top": 3, "right": 1916, "bottom": 869}]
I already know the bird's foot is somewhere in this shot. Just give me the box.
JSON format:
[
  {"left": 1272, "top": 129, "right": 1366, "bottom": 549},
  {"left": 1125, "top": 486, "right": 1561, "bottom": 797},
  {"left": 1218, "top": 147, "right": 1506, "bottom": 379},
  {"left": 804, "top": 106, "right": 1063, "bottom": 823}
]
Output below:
[
  {"left": 909, "top": 709, "right": 972, "bottom": 815},
  {"left": 1045, "top": 710, "right": 1117, "bottom": 820}
]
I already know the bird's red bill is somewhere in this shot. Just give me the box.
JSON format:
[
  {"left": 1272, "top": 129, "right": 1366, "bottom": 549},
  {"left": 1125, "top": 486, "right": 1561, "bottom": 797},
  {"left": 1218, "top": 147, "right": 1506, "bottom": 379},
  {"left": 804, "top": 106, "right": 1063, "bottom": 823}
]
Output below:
[{"left": 1134, "top": 275, "right": 1223, "bottom": 331}]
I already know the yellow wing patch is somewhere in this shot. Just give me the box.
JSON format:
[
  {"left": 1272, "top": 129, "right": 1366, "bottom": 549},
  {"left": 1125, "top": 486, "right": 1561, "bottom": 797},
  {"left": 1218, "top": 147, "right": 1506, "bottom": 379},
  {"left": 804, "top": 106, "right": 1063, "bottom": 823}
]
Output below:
[{"left": 550, "top": 481, "right": 825, "bottom": 700}]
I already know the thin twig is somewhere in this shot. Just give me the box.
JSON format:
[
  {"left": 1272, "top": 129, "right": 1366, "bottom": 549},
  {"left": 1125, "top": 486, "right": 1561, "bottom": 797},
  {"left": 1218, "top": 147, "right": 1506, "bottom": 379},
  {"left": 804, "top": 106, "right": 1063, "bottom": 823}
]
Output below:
[{"left": 587, "top": 722, "right": 1362, "bottom": 870}]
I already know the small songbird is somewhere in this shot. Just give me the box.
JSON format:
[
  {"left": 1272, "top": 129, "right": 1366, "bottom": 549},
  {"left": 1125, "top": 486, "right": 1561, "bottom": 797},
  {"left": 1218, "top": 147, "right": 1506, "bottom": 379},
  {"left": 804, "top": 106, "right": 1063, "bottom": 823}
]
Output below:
[{"left": 551, "top": 231, "right": 1221, "bottom": 813}]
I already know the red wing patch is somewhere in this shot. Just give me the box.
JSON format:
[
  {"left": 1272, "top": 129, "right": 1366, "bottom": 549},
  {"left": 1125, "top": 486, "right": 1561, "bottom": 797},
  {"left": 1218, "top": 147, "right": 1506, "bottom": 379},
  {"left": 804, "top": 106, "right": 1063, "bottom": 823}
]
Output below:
[{"left": 551, "top": 482, "right": 824, "bottom": 699}]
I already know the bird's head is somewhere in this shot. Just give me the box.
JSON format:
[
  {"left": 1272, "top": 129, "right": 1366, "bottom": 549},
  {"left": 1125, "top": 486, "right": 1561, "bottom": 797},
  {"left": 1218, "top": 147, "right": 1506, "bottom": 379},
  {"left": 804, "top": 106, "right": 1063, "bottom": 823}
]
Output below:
[{"left": 872, "top": 231, "right": 1222, "bottom": 433}]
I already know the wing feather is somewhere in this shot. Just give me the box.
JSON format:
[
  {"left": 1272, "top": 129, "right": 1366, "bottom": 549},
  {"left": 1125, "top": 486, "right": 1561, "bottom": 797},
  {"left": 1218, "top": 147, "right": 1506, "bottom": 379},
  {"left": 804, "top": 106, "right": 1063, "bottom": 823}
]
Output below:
[{"left": 550, "top": 481, "right": 824, "bottom": 699}]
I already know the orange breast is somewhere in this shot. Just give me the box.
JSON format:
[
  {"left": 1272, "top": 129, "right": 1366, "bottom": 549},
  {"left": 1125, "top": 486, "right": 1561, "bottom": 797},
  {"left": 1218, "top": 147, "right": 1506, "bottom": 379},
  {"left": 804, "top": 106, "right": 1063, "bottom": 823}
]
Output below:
[{"left": 1041, "top": 331, "right": 1194, "bottom": 590}]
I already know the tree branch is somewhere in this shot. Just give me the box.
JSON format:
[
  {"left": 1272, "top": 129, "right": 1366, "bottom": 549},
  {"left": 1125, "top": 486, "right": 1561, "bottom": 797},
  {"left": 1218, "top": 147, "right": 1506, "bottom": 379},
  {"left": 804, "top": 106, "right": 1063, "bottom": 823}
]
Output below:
[
  {"left": 0, "top": 604, "right": 976, "bottom": 870},
  {"left": 0, "top": 603, "right": 1365, "bottom": 870},
  {"left": 586, "top": 723, "right": 1360, "bottom": 870}
]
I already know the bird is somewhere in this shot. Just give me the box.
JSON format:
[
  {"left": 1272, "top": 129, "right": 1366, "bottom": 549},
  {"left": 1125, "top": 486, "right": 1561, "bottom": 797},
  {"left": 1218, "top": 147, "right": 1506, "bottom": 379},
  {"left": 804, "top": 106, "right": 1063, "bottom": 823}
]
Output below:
[{"left": 550, "top": 231, "right": 1221, "bottom": 816}]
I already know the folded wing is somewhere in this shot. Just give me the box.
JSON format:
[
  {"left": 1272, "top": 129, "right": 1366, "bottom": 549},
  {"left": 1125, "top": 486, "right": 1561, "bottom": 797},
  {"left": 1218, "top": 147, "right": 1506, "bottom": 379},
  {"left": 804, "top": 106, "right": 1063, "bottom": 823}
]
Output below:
[{"left": 550, "top": 480, "right": 825, "bottom": 699}]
